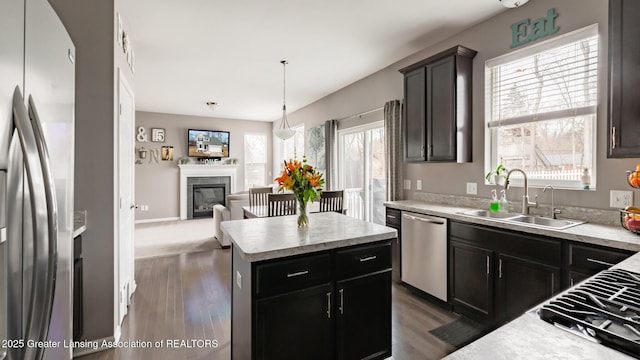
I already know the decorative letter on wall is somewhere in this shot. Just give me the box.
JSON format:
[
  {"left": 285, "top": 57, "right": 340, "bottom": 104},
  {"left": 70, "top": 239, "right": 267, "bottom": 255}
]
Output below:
[{"left": 510, "top": 8, "right": 560, "bottom": 48}]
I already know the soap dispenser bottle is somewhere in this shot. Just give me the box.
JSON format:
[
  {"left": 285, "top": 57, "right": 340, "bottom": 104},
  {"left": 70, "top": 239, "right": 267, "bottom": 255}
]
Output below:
[
  {"left": 490, "top": 189, "right": 500, "bottom": 212},
  {"left": 499, "top": 190, "right": 509, "bottom": 213}
]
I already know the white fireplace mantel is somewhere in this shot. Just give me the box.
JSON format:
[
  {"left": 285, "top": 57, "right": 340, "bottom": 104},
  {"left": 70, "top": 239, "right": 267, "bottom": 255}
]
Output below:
[{"left": 179, "top": 164, "right": 237, "bottom": 220}]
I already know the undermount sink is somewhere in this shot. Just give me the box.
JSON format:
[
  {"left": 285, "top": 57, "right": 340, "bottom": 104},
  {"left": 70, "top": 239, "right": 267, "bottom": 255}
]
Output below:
[
  {"left": 459, "top": 210, "right": 586, "bottom": 230},
  {"left": 507, "top": 215, "right": 585, "bottom": 230}
]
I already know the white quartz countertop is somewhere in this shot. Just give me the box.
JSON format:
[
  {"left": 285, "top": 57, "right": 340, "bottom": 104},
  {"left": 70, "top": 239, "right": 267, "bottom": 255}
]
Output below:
[
  {"left": 221, "top": 212, "right": 397, "bottom": 262},
  {"left": 385, "top": 200, "right": 640, "bottom": 252}
]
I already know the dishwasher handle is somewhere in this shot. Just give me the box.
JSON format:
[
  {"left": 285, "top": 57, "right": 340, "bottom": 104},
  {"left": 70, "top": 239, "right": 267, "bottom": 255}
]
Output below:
[{"left": 402, "top": 213, "right": 445, "bottom": 225}]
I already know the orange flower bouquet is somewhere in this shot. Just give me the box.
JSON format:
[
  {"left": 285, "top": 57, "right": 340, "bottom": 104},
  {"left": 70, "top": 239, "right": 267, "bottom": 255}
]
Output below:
[{"left": 275, "top": 156, "right": 325, "bottom": 227}]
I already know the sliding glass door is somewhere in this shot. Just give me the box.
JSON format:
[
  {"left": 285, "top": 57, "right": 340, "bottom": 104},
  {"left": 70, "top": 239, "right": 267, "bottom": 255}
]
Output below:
[{"left": 339, "top": 122, "right": 386, "bottom": 224}]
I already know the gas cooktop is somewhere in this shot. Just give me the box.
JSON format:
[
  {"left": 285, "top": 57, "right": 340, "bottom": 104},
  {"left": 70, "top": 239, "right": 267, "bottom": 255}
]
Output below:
[{"left": 538, "top": 269, "right": 640, "bottom": 358}]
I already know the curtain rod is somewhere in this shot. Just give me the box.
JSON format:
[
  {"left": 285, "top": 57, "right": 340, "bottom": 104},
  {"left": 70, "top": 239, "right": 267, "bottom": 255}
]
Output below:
[{"left": 336, "top": 106, "right": 384, "bottom": 122}]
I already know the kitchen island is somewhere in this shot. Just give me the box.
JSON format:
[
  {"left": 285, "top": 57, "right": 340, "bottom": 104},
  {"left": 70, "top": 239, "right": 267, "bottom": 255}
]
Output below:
[{"left": 221, "top": 212, "right": 397, "bottom": 360}]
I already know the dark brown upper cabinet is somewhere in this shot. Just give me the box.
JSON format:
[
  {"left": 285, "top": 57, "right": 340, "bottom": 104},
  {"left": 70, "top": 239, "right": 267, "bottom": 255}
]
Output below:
[
  {"left": 400, "top": 45, "right": 477, "bottom": 163},
  {"left": 608, "top": 0, "right": 640, "bottom": 158}
]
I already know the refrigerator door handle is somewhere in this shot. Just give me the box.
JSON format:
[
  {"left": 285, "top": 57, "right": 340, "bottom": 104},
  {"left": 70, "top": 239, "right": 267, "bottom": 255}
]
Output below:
[
  {"left": 11, "top": 87, "right": 52, "bottom": 360},
  {"left": 28, "top": 95, "right": 58, "bottom": 353}
]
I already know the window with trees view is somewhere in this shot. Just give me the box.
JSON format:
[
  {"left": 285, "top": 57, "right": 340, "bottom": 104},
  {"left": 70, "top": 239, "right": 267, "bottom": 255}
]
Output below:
[{"left": 486, "top": 25, "right": 598, "bottom": 189}]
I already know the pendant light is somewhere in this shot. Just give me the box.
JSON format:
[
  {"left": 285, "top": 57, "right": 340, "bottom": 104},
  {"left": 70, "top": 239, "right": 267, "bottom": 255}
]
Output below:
[
  {"left": 499, "top": 0, "right": 529, "bottom": 8},
  {"left": 273, "top": 60, "right": 296, "bottom": 140}
]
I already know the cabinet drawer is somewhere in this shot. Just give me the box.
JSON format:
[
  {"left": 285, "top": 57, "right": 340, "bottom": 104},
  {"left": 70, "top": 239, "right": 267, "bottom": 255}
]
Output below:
[
  {"left": 385, "top": 208, "right": 401, "bottom": 228},
  {"left": 336, "top": 242, "right": 391, "bottom": 280},
  {"left": 256, "top": 253, "right": 331, "bottom": 296},
  {"left": 569, "top": 244, "right": 632, "bottom": 273}
]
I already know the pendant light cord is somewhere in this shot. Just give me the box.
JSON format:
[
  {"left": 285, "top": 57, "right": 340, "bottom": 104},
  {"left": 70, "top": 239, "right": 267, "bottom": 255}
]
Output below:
[{"left": 280, "top": 60, "right": 291, "bottom": 129}]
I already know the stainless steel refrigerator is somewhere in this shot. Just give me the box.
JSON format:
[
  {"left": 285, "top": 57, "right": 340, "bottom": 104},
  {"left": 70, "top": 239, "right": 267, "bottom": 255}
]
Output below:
[{"left": 1, "top": 0, "right": 75, "bottom": 359}]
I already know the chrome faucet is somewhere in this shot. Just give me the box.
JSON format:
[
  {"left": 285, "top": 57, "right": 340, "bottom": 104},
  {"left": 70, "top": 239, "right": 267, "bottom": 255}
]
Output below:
[
  {"left": 504, "top": 168, "right": 537, "bottom": 215},
  {"left": 543, "top": 185, "right": 562, "bottom": 219}
]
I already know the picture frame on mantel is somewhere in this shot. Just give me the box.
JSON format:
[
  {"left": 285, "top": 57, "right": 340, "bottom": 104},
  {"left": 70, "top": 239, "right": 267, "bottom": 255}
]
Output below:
[{"left": 151, "top": 128, "right": 165, "bottom": 142}]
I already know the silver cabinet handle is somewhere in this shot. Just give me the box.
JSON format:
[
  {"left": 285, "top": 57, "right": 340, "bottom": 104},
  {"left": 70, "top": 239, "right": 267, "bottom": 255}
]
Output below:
[
  {"left": 386, "top": 214, "right": 396, "bottom": 219},
  {"left": 402, "top": 213, "right": 445, "bottom": 225},
  {"left": 586, "top": 258, "right": 615, "bottom": 267},
  {"left": 326, "top": 292, "right": 331, "bottom": 319},
  {"left": 339, "top": 289, "right": 344, "bottom": 315},
  {"left": 499, "top": 258, "right": 503, "bottom": 279},
  {"left": 611, "top": 126, "right": 616, "bottom": 149},
  {"left": 359, "top": 256, "right": 377, "bottom": 262},
  {"left": 486, "top": 255, "right": 490, "bottom": 275},
  {"left": 287, "top": 270, "right": 309, "bottom": 278}
]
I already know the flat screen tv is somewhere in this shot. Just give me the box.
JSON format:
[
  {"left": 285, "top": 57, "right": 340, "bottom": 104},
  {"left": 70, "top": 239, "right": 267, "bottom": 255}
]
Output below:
[{"left": 187, "top": 129, "right": 230, "bottom": 158}]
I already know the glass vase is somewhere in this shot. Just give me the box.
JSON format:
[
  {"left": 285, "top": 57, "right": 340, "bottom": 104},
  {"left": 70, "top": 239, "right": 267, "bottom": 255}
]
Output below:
[{"left": 297, "top": 200, "right": 309, "bottom": 228}]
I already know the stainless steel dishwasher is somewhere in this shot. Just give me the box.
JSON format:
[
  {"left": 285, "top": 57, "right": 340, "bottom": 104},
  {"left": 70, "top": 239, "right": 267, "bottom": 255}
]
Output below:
[{"left": 401, "top": 211, "right": 448, "bottom": 301}]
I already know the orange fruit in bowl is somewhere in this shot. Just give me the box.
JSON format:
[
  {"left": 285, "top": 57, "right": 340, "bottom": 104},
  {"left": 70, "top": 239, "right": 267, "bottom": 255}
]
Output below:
[
  {"left": 629, "top": 172, "right": 640, "bottom": 187},
  {"left": 636, "top": 163, "right": 640, "bottom": 172}
]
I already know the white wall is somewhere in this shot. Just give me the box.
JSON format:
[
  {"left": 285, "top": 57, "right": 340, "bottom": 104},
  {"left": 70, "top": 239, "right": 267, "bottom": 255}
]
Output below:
[{"left": 281, "top": 0, "right": 639, "bottom": 210}]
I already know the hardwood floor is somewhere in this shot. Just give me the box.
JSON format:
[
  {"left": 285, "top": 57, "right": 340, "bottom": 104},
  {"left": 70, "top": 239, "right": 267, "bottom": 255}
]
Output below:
[{"left": 78, "top": 248, "right": 457, "bottom": 360}]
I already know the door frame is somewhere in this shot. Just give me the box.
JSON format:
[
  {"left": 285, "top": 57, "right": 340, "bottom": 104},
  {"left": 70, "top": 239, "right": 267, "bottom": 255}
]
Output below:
[{"left": 115, "top": 69, "right": 136, "bottom": 328}]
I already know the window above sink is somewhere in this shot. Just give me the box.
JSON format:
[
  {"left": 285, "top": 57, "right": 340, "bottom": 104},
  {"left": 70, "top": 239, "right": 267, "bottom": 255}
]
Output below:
[{"left": 484, "top": 25, "right": 599, "bottom": 190}]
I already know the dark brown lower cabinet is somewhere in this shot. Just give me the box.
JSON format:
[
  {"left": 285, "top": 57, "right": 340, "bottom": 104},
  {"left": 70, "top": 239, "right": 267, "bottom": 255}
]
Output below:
[
  {"left": 496, "top": 254, "right": 560, "bottom": 324},
  {"left": 450, "top": 221, "right": 562, "bottom": 326},
  {"left": 336, "top": 272, "right": 391, "bottom": 360},
  {"left": 450, "top": 241, "right": 493, "bottom": 323},
  {"left": 255, "top": 284, "right": 334, "bottom": 360}
]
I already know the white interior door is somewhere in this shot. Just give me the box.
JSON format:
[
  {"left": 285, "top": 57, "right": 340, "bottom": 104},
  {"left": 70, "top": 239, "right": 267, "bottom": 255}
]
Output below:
[{"left": 117, "top": 70, "right": 135, "bottom": 325}]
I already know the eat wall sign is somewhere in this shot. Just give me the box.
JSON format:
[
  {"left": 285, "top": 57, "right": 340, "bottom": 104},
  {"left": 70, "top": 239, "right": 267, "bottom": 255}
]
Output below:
[{"left": 510, "top": 8, "right": 559, "bottom": 48}]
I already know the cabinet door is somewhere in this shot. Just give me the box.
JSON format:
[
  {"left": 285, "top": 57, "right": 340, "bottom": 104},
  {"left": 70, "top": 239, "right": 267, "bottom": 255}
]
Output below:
[
  {"left": 496, "top": 254, "right": 560, "bottom": 324},
  {"left": 450, "top": 241, "right": 493, "bottom": 323},
  {"left": 336, "top": 272, "right": 391, "bottom": 360},
  {"left": 255, "top": 283, "right": 333, "bottom": 360},
  {"left": 608, "top": 0, "right": 640, "bottom": 157},
  {"left": 385, "top": 208, "right": 401, "bottom": 282},
  {"left": 404, "top": 67, "right": 426, "bottom": 162},
  {"left": 426, "top": 56, "right": 456, "bottom": 161}
]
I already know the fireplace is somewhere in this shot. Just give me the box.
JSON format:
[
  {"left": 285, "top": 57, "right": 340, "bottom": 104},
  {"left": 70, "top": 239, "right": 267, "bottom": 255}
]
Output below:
[
  {"left": 192, "top": 184, "right": 226, "bottom": 219},
  {"left": 179, "top": 164, "right": 238, "bottom": 220},
  {"left": 186, "top": 176, "right": 231, "bottom": 219}
]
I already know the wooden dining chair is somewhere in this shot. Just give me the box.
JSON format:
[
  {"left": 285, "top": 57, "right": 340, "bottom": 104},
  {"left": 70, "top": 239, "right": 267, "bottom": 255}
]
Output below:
[
  {"left": 267, "top": 193, "right": 297, "bottom": 217},
  {"left": 249, "top": 186, "right": 273, "bottom": 207},
  {"left": 319, "top": 190, "right": 344, "bottom": 213}
]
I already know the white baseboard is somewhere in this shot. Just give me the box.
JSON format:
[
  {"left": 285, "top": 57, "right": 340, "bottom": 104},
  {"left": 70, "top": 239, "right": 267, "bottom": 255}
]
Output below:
[{"left": 135, "top": 216, "right": 180, "bottom": 224}]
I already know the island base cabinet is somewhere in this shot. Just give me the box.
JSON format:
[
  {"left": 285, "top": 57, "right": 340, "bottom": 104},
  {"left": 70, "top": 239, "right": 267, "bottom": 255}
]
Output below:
[
  {"left": 231, "top": 241, "right": 392, "bottom": 360},
  {"left": 255, "top": 284, "right": 334, "bottom": 360},
  {"left": 336, "top": 272, "right": 392, "bottom": 360}
]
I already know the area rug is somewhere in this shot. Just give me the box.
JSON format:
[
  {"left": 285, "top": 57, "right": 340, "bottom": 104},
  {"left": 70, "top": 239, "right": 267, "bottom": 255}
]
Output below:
[
  {"left": 135, "top": 218, "right": 223, "bottom": 259},
  {"left": 429, "top": 316, "right": 489, "bottom": 349}
]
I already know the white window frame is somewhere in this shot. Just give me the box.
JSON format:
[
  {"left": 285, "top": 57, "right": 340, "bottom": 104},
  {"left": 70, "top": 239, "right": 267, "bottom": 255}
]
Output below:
[
  {"left": 484, "top": 24, "right": 599, "bottom": 190},
  {"left": 244, "top": 132, "right": 268, "bottom": 189}
]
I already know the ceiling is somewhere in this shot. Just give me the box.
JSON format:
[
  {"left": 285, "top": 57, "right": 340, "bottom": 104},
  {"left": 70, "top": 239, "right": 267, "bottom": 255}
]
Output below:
[{"left": 119, "top": 0, "right": 507, "bottom": 122}]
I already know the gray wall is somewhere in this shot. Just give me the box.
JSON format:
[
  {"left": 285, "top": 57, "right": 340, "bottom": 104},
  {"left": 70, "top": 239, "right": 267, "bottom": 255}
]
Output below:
[
  {"left": 282, "top": 0, "right": 639, "bottom": 210},
  {"left": 135, "top": 111, "right": 273, "bottom": 221},
  {"left": 50, "top": 0, "right": 134, "bottom": 342}
]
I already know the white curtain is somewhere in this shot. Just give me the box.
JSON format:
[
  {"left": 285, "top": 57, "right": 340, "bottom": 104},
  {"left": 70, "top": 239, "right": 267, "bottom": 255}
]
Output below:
[{"left": 384, "top": 100, "right": 403, "bottom": 201}]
